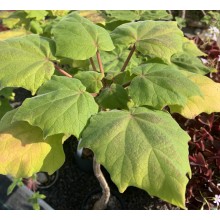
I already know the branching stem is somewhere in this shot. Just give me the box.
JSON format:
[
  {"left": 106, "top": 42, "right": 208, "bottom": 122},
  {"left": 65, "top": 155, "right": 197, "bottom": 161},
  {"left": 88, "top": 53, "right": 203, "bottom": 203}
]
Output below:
[
  {"left": 89, "top": 57, "right": 97, "bottom": 72},
  {"left": 92, "top": 157, "right": 111, "bottom": 210},
  {"left": 121, "top": 44, "right": 136, "bottom": 72},
  {"left": 96, "top": 50, "right": 105, "bottom": 77},
  {"left": 54, "top": 64, "right": 72, "bottom": 78}
]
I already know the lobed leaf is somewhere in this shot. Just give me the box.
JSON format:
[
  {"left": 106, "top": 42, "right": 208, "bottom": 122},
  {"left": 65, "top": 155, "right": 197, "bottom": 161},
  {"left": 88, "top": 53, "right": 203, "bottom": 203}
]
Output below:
[
  {"left": 129, "top": 63, "right": 202, "bottom": 109},
  {"left": 171, "top": 52, "right": 211, "bottom": 75},
  {"left": 48, "top": 10, "right": 70, "bottom": 17},
  {"left": 182, "top": 38, "right": 206, "bottom": 57},
  {"left": 0, "top": 34, "right": 56, "bottom": 94},
  {"left": 0, "top": 109, "right": 64, "bottom": 178},
  {"left": 13, "top": 76, "right": 98, "bottom": 138},
  {"left": 25, "top": 10, "right": 48, "bottom": 21},
  {"left": 2, "top": 17, "right": 20, "bottom": 29},
  {"left": 105, "top": 10, "right": 171, "bottom": 22},
  {"left": 96, "top": 83, "right": 129, "bottom": 109},
  {"left": 110, "top": 71, "right": 136, "bottom": 85},
  {"left": 111, "top": 20, "right": 183, "bottom": 62},
  {"left": 79, "top": 107, "right": 191, "bottom": 208},
  {"left": 105, "top": 10, "right": 141, "bottom": 21},
  {"left": 139, "top": 10, "right": 172, "bottom": 20},
  {"left": 74, "top": 71, "right": 103, "bottom": 93},
  {"left": 52, "top": 12, "right": 115, "bottom": 60},
  {"left": 2, "top": 11, "right": 27, "bottom": 29}
]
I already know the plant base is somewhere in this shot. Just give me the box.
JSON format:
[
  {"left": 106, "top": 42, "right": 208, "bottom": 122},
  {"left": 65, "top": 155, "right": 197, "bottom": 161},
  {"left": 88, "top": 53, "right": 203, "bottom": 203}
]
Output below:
[{"left": 81, "top": 188, "right": 125, "bottom": 210}]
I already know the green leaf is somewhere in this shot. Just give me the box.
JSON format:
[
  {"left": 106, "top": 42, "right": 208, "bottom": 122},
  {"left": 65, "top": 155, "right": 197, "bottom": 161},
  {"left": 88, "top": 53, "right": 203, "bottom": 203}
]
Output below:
[
  {"left": 25, "top": 10, "right": 48, "bottom": 21},
  {"left": 13, "top": 76, "right": 98, "bottom": 138},
  {"left": 113, "top": 71, "right": 136, "bottom": 85},
  {"left": 111, "top": 20, "right": 183, "bottom": 62},
  {"left": 0, "top": 88, "right": 15, "bottom": 101},
  {"left": 182, "top": 38, "right": 206, "bottom": 57},
  {"left": 0, "top": 109, "right": 65, "bottom": 178},
  {"left": 74, "top": 71, "right": 103, "bottom": 93},
  {"left": 79, "top": 107, "right": 191, "bottom": 209},
  {"left": 7, "top": 178, "right": 24, "bottom": 195},
  {"left": 2, "top": 17, "right": 20, "bottom": 29},
  {"left": 105, "top": 10, "right": 140, "bottom": 21},
  {"left": 105, "top": 10, "right": 172, "bottom": 22},
  {"left": 129, "top": 63, "right": 202, "bottom": 109},
  {"left": 140, "top": 10, "right": 172, "bottom": 21},
  {"left": 0, "top": 34, "right": 56, "bottom": 95},
  {"left": 175, "top": 16, "right": 186, "bottom": 29},
  {"left": 71, "top": 60, "right": 90, "bottom": 69},
  {"left": 32, "top": 201, "right": 40, "bottom": 210},
  {"left": 96, "top": 83, "right": 129, "bottom": 109},
  {"left": 29, "top": 192, "right": 46, "bottom": 210},
  {"left": 105, "top": 70, "right": 136, "bottom": 86},
  {"left": 42, "top": 18, "right": 61, "bottom": 38},
  {"left": 29, "top": 20, "right": 43, "bottom": 34},
  {"left": 47, "top": 10, "right": 70, "bottom": 17},
  {"left": 105, "top": 20, "right": 130, "bottom": 32},
  {"left": 52, "top": 12, "right": 115, "bottom": 60},
  {"left": 171, "top": 52, "right": 211, "bottom": 75},
  {"left": 2, "top": 11, "right": 27, "bottom": 29},
  {"left": 0, "top": 98, "right": 12, "bottom": 119},
  {"left": 0, "top": 88, "right": 15, "bottom": 119},
  {"left": 170, "top": 74, "right": 220, "bottom": 119}
]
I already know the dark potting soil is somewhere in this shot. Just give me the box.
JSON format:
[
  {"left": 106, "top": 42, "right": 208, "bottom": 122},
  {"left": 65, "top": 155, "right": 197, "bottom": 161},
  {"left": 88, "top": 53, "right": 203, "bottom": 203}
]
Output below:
[{"left": 38, "top": 136, "right": 180, "bottom": 210}]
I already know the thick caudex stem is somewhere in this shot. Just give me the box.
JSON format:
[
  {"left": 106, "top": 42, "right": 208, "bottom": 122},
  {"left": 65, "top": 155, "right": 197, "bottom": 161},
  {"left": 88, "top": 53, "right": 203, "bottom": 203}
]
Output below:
[{"left": 92, "top": 156, "right": 111, "bottom": 210}]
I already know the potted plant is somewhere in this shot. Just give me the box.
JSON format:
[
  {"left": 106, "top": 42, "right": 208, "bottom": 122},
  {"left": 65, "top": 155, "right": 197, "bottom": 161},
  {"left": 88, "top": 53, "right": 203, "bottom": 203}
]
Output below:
[{"left": 0, "top": 10, "right": 220, "bottom": 210}]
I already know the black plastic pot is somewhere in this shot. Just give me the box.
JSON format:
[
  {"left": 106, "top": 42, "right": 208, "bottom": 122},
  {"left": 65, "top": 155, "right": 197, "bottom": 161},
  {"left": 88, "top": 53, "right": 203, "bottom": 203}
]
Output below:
[
  {"left": 81, "top": 188, "right": 125, "bottom": 210},
  {"left": 37, "top": 171, "right": 59, "bottom": 189},
  {"left": 74, "top": 148, "right": 93, "bottom": 173}
]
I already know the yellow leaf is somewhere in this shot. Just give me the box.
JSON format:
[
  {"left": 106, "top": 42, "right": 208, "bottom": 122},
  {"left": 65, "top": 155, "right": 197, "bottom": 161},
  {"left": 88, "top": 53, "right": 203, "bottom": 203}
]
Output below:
[
  {"left": 0, "top": 28, "right": 29, "bottom": 40},
  {"left": 170, "top": 74, "right": 220, "bottom": 119},
  {"left": 0, "top": 11, "right": 13, "bottom": 19},
  {"left": 79, "top": 10, "right": 105, "bottom": 24},
  {"left": 0, "top": 111, "right": 64, "bottom": 178}
]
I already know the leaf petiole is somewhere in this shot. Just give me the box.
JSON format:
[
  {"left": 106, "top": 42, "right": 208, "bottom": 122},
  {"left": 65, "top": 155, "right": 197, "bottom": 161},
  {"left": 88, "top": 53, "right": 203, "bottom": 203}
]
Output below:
[
  {"left": 54, "top": 64, "right": 72, "bottom": 78},
  {"left": 89, "top": 57, "right": 98, "bottom": 72},
  {"left": 121, "top": 44, "right": 136, "bottom": 72},
  {"left": 96, "top": 50, "right": 105, "bottom": 77}
]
